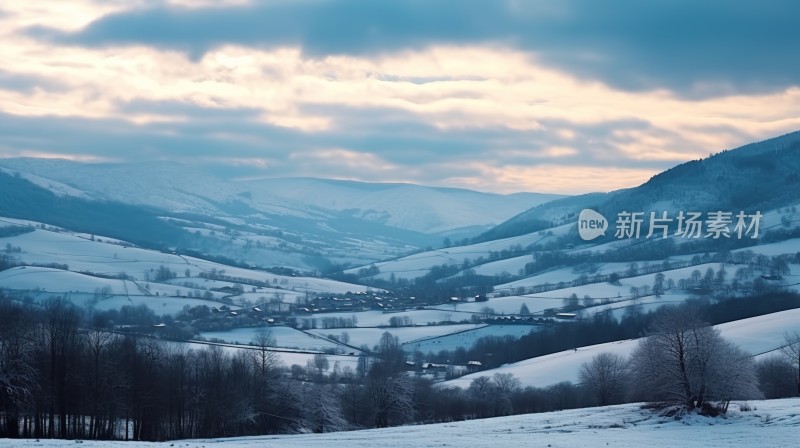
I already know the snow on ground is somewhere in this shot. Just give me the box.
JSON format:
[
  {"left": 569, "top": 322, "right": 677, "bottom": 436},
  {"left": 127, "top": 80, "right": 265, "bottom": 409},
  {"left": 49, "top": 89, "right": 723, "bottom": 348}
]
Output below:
[
  {"left": 2, "top": 398, "right": 798, "bottom": 448},
  {"left": 497, "top": 262, "right": 723, "bottom": 300},
  {"left": 719, "top": 307, "right": 800, "bottom": 356},
  {"left": 431, "top": 295, "right": 566, "bottom": 315},
  {"left": 444, "top": 338, "right": 640, "bottom": 390},
  {"left": 0, "top": 266, "right": 241, "bottom": 315},
  {"left": 733, "top": 237, "right": 800, "bottom": 257},
  {"left": 0, "top": 223, "right": 370, "bottom": 316},
  {"left": 497, "top": 261, "right": 647, "bottom": 292},
  {"left": 163, "top": 340, "right": 361, "bottom": 371},
  {"left": 199, "top": 326, "right": 345, "bottom": 352},
  {"left": 0, "top": 266, "right": 128, "bottom": 294},
  {"left": 471, "top": 254, "right": 532, "bottom": 277},
  {"left": 0, "top": 228, "right": 189, "bottom": 279},
  {"left": 443, "top": 307, "right": 800, "bottom": 390},
  {"left": 404, "top": 324, "right": 540, "bottom": 353},
  {"left": 346, "top": 224, "right": 572, "bottom": 280},
  {"left": 308, "top": 324, "right": 485, "bottom": 348},
  {"left": 0, "top": 224, "right": 368, "bottom": 295},
  {"left": 93, "top": 296, "right": 239, "bottom": 316},
  {"left": 302, "top": 309, "right": 477, "bottom": 327},
  {"left": 579, "top": 292, "right": 694, "bottom": 321}
]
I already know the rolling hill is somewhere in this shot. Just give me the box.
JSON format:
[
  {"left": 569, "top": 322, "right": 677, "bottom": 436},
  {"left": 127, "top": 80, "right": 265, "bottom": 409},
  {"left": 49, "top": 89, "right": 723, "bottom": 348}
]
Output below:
[
  {"left": 485, "top": 130, "right": 800, "bottom": 242},
  {"left": 0, "top": 158, "right": 562, "bottom": 271}
]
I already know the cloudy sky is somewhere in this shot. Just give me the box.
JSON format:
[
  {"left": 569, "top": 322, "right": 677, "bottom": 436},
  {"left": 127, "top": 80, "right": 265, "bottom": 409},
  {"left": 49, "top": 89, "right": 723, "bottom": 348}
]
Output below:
[{"left": 1, "top": 0, "right": 799, "bottom": 194}]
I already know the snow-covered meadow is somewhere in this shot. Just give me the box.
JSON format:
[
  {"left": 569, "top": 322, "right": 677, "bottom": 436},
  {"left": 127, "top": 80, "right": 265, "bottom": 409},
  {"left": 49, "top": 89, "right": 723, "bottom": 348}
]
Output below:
[
  {"left": 2, "top": 398, "right": 797, "bottom": 448},
  {"left": 443, "top": 307, "right": 800, "bottom": 390},
  {"left": 404, "top": 324, "right": 540, "bottom": 353}
]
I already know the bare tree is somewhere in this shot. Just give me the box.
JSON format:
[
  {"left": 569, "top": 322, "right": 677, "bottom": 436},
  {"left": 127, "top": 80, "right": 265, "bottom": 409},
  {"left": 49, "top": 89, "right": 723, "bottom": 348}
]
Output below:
[
  {"left": 310, "top": 353, "right": 330, "bottom": 380},
  {"left": 562, "top": 294, "right": 579, "bottom": 311},
  {"left": 629, "top": 307, "right": 760, "bottom": 412},
  {"left": 579, "top": 352, "right": 628, "bottom": 406},
  {"left": 374, "top": 332, "right": 405, "bottom": 373},
  {"left": 757, "top": 356, "right": 796, "bottom": 398},
  {"left": 0, "top": 300, "right": 37, "bottom": 437},
  {"left": 250, "top": 329, "right": 280, "bottom": 377},
  {"left": 467, "top": 376, "right": 493, "bottom": 400},
  {"left": 492, "top": 373, "right": 521, "bottom": 395},
  {"left": 367, "top": 362, "right": 414, "bottom": 428},
  {"left": 491, "top": 373, "right": 521, "bottom": 415},
  {"left": 302, "top": 383, "right": 346, "bottom": 433},
  {"left": 84, "top": 328, "right": 121, "bottom": 439},
  {"left": 780, "top": 331, "right": 800, "bottom": 396},
  {"left": 653, "top": 272, "right": 665, "bottom": 297},
  {"left": 713, "top": 340, "right": 762, "bottom": 412},
  {"left": 42, "top": 298, "right": 83, "bottom": 437}
]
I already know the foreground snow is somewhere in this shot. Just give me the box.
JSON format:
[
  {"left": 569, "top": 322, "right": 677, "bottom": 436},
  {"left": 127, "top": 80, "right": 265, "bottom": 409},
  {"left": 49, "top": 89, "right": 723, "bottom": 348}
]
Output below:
[{"left": 2, "top": 399, "right": 798, "bottom": 447}]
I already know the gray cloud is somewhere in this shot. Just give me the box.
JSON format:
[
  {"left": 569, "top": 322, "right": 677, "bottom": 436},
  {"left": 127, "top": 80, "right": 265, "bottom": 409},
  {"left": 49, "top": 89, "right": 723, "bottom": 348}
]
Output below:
[
  {"left": 0, "top": 96, "right": 679, "bottom": 192},
  {"left": 25, "top": 0, "right": 800, "bottom": 98},
  {"left": 0, "top": 69, "right": 67, "bottom": 93}
]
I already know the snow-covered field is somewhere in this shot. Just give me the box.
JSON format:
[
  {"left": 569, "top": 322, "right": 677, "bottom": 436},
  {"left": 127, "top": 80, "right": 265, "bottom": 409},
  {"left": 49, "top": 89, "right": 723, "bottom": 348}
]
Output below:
[
  {"left": 308, "top": 324, "right": 485, "bottom": 348},
  {"left": 430, "top": 295, "right": 565, "bottom": 315},
  {"left": 404, "top": 324, "right": 540, "bottom": 353},
  {"left": 346, "top": 223, "right": 572, "bottom": 280},
  {"left": 302, "top": 309, "right": 478, "bottom": 327},
  {"left": 200, "top": 326, "right": 347, "bottom": 352},
  {"left": 579, "top": 293, "right": 693, "bottom": 321},
  {"left": 2, "top": 398, "right": 798, "bottom": 447},
  {"left": 162, "top": 340, "right": 361, "bottom": 372},
  {"left": 443, "top": 307, "right": 800, "bottom": 390},
  {"left": 498, "top": 262, "right": 724, "bottom": 297},
  {"left": 0, "top": 222, "right": 370, "bottom": 316},
  {"left": 733, "top": 237, "right": 800, "bottom": 257},
  {"left": 198, "top": 322, "right": 493, "bottom": 353}
]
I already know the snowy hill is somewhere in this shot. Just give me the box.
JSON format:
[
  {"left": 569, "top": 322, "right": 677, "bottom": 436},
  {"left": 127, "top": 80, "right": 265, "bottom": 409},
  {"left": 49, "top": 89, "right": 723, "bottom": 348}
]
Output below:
[
  {"left": 1, "top": 398, "right": 797, "bottom": 447},
  {"left": 0, "top": 159, "right": 562, "bottom": 270},
  {"left": 239, "top": 177, "right": 561, "bottom": 234},
  {"left": 488, "top": 130, "right": 800, "bottom": 240},
  {"left": 0, "top": 158, "right": 560, "bottom": 231},
  {"left": 0, "top": 217, "right": 369, "bottom": 311},
  {"left": 443, "top": 307, "right": 800, "bottom": 390}
]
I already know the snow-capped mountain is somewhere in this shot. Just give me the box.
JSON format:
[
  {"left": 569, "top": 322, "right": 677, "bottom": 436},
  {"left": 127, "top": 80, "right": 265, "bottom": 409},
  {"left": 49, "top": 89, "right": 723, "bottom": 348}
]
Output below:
[{"left": 0, "top": 158, "right": 560, "bottom": 235}]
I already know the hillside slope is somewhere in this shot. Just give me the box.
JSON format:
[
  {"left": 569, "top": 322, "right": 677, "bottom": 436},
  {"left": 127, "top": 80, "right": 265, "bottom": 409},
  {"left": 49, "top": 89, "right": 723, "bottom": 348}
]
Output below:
[
  {"left": 487, "top": 130, "right": 800, "bottom": 241},
  {"left": 0, "top": 158, "right": 561, "bottom": 235}
]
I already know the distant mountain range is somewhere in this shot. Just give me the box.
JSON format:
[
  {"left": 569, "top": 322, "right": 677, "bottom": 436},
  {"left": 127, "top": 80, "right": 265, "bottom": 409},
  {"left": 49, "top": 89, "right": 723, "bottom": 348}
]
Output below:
[
  {"left": 0, "top": 159, "right": 562, "bottom": 271},
  {"left": 3, "top": 130, "right": 798, "bottom": 275}
]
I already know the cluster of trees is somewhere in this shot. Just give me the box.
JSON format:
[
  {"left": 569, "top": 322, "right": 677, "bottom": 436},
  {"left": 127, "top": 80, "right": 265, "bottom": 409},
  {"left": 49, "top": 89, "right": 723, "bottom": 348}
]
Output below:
[
  {"left": 317, "top": 315, "right": 358, "bottom": 329},
  {"left": 0, "top": 298, "right": 420, "bottom": 440},
  {"left": 579, "top": 308, "right": 800, "bottom": 415},
  {"left": 388, "top": 315, "right": 414, "bottom": 327},
  {"left": 3, "top": 292, "right": 799, "bottom": 442}
]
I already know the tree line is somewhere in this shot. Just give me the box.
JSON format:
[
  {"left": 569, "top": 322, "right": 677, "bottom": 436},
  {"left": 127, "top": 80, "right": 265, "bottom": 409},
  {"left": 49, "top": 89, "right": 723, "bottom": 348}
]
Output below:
[{"left": 3, "top": 292, "right": 799, "bottom": 441}]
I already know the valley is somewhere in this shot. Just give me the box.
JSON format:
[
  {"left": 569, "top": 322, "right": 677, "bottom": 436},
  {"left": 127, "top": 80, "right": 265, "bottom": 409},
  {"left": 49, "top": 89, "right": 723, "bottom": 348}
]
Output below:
[{"left": 1, "top": 133, "right": 799, "bottom": 442}]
